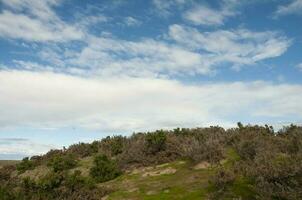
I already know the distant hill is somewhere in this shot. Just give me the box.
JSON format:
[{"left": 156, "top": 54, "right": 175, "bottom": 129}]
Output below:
[
  {"left": 1, "top": 124, "right": 302, "bottom": 200},
  {"left": 0, "top": 160, "right": 20, "bottom": 168}
]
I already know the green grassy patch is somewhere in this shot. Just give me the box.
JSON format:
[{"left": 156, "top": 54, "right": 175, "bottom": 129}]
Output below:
[
  {"left": 223, "top": 148, "right": 241, "bottom": 168},
  {"left": 230, "top": 177, "right": 255, "bottom": 199},
  {"left": 105, "top": 160, "right": 213, "bottom": 200}
]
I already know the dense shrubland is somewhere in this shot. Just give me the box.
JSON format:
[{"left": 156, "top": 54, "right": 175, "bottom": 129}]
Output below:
[{"left": 0, "top": 123, "right": 302, "bottom": 199}]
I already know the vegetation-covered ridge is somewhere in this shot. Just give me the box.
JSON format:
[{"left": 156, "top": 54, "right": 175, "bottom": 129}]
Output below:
[{"left": 1, "top": 123, "right": 302, "bottom": 199}]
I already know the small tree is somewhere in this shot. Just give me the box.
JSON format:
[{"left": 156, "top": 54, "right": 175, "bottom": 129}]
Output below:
[{"left": 90, "top": 154, "right": 121, "bottom": 183}]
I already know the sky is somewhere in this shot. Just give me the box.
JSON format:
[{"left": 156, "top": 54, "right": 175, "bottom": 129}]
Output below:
[{"left": 0, "top": 0, "right": 302, "bottom": 159}]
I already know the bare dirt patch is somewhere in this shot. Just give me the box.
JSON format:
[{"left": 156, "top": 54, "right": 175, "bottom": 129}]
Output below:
[
  {"left": 142, "top": 167, "right": 177, "bottom": 177},
  {"left": 193, "top": 161, "right": 210, "bottom": 170}
]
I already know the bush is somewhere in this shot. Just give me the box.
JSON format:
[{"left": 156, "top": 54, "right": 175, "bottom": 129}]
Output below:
[
  {"left": 0, "top": 185, "right": 15, "bottom": 200},
  {"left": 16, "top": 157, "right": 35, "bottom": 173},
  {"left": 145, "top": 130, "right": 167, "bottom": 154},
  {"left": 65, "top": 170, "right": 96, "bottom": 191},
  {"left": 67, "top": 142, "right": 98, "bottom": 158},
  {"left": 117, "top": 134, "right": 147, "bottom": 168},
  {"left": 212, "top": 168, "right": 236, "bottom": 189},
  {"left": 209, "top": 168, "right": 236, "bottom": 199},
  {"left": 47, "top": 154, "right": 78, "bottom": 172},
  {"left": 181, "top": 135, "right": 225, "bottom": 164},
  {"left": 0, "top": 165, "right": 16, "bottom": 181},
  {"left": 90, "top": 154, "right": 121, "bottom": 183},
  {"left": 15, "top": 171, "right": 109, "bottom": 200},
  {"left": 99, "top": 135, "right": 125, "bottom": 157},
  {"left": 236, "top": 139, "right": 258, "bottom": 160},
  {"left": 244, "top": 153, "right": 302, "bottom": 199}
]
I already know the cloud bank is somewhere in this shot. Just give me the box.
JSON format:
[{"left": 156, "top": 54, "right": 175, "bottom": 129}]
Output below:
[{"left": 1, "top": 70, "right": 301, "bottom": 132}]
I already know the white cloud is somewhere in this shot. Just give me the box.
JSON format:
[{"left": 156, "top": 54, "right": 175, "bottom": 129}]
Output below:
[
  {"left": 0, "top": 0, "right": 84, "bottom": 42},
  {"left": 0, "top": 70, "right": 301, "bottom": 132},
  {"left": 0, "top": 138, "right": 57, "bottom": 156},
  {"left": 64, "top": 35, "right": 211, "bottom": 77},
  {"left": 168, "top": 24, "right": 291, "bottom": 69},
  {"left": 13, "top": 60, "right": 54, "bottom": 71},
  {"left": 12, "top": 24, "right": 290, "bottom": 77},
  {"left": 275, "top": 0, "right": 302, "bottom": 16},
  {"left": 183, "top": 0, "right": 240, "bottom": 26},
  {"left": 296, "top": 63, "right": 302, "bottom": 71},
  {"left": 183, "top": 5, "right": 234, "bottom": 26},
  {"left": 1, "top": 0, "right": 60, "bottom": 20},
  {"left": 0, "top": 0, "right": 291, "bottom": 76},
  {"left": 76, "top": 14, "right": 108, "bottom": 29},
  {"left": 124, "top": 16, "right": 141, "bottom": 26},
  {"left": 152, "top": 0, "right": 186, "bottom": 16},
  {"left": 5, "top": 19, "right": 290, "bottom": 78}
]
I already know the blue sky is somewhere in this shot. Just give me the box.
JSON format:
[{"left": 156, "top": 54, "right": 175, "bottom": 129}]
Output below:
[{"left": 0, "top": 0, "right": 302, "bottom": 159}]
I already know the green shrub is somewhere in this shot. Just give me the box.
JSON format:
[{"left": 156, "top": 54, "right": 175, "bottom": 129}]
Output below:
[
  {"left": 16, "top": 157, "right": 35, "bottom": 173},
  {"left": 145, "top": 130, "right": 167, "bottom": 154},
  {"left": 66, "top": 170, "right": 97, "bottom": 191},
  {"left": 67, "top": 142, "right": 98, "bottom": 158},
  {"left": 90, "top": 154, "right": 121, "bottom": 183},
  {"left": 100, "top": 135, "right": 125, "bottom": 157},
  {"left": 38, "top": 172, "right": 64, "bottom": 191},
  {"left": 47, "top": 154, "right": 78, "bottom": 172},
  {"left": 0, "top": 185, "right": 16, "bottom": 200}
]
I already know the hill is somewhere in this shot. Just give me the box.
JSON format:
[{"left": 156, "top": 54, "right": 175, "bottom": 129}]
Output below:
[
  {"left": 1, "top": 124, "right": 302, "bottom": 200},
  {"left": 0, "top": 160, "right": 20, "bottom": 167}
]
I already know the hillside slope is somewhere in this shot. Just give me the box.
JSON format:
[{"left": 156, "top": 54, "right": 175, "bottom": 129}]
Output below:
[{"left": 1, "top": 124, "right": 302, "bottom": 200}]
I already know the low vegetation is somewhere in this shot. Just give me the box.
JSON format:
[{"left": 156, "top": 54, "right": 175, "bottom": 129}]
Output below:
[
  {"left": 0, "top": 123, "right": 302, "bottom": 199},
  {"left": 90, "top": 154, "right": 121, "bottom": 183}
]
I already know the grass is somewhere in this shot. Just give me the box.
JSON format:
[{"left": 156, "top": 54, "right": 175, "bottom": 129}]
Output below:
[
  {"left": 230, "top": 177, "right": 255, "bottom": 199},
  {"left": 222, "top": 148, "right": 241, "bottom": 169},
  {"left": 97, "top": 149, "right": 253, "bottom": 200},
  {"left": 102, "top": 160, "right": 212, "bottom": 200},
  {"left": 206, "top": 148, "right": 256, "bottom": 200},
  {"left": 69, "top": 156, "right": 94, "bottom": 176}
]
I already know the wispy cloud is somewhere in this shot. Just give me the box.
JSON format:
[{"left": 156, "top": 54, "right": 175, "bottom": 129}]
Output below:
[
  {"left": 16, "top": 24, "right": 289, "bottom": 78},
  {"left": 0, "top": 137, "right": 57, "bottom": 156},
  {"left": 296, "top": 63, "right": 302, "bottom": 71},
  {"left": 183, "top": 0, "right": 240, "bottom": 26},
  {"left": 169, "top": 24, "right": 291, "bottom": 69},
  {"left": 152, "top": 0, "right": 186, "bottom": 16},
  {"left": 274, "top": 0, "right": 302, "bottom": 17},
  {"left": 0, "top": 0, "right": 84, "bottom": 42},
  {"left": 183, "top": 5, "right": 234, "bottom": 26},
  {"left": 124, "top": 16, "right": 142, "bottom": 26},
  {"left": 0, "top": 0, "right": 292, "bottom": 76},
  {"left": 65, "top": 35, "right": 211, "bottom": 77}
]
